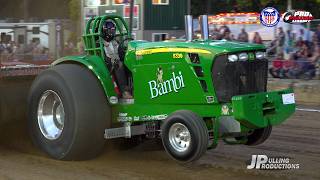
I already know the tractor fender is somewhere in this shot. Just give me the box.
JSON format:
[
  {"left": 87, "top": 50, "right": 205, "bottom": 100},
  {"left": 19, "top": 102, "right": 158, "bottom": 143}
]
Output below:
[{"left": 52, "top": 55, "right": 117, "bottom": 103}]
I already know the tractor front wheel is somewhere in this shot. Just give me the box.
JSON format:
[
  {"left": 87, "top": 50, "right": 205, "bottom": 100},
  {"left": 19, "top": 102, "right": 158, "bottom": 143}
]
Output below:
[
  {"left": 161, "top": 110, "right": 208, "bottom": 162},
  {"left": 244, "top": 126, "right": 272, "bottom": 146}
]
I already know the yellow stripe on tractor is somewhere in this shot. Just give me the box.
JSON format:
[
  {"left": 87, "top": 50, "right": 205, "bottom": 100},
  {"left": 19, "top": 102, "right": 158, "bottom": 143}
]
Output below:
[{"left": 136, "top": 48, "right": 212, "bottom": 56}]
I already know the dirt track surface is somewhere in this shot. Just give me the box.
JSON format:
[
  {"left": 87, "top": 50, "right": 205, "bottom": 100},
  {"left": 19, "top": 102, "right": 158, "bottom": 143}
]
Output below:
[{"left": 0, "top": 106, "right": 319, "bottom": 180}]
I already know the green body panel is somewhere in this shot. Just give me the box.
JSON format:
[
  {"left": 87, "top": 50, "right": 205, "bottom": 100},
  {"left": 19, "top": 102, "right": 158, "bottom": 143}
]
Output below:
[
  {"left": 52, "top": 15, "right": 295, "bottom": 140},
  {"left": 112, "top": 88, "right": 294, "bottom": 129},
  {"left": 124, "top": 40, "right": 265, "bottom": 105},
  {"left": 232, "top": 89, "right": 296, "bottom": 128}
]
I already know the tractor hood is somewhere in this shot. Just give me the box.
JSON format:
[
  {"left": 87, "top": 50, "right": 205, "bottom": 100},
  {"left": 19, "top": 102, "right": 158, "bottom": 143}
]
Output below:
[{"left": 130, "top": 40, "right": 266, "bottom": 56}]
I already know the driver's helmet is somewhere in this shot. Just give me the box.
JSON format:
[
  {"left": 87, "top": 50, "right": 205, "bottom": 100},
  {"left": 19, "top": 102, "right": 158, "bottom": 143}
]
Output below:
[{"left": 102, "top": 20, "right": 116, "bottom": 42}]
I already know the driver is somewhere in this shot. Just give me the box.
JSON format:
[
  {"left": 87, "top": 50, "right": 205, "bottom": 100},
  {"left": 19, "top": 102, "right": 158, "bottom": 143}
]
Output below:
[{"left": 102, "top": 20, "right": 132, "bottom": 99}]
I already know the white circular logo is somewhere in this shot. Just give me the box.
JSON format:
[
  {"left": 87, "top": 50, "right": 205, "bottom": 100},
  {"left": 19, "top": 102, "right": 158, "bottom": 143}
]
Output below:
[
  {"left": 260, "top": 7, "right": 280, "bottom": 27},
  {"left": 109, "top": 96, "right": 118, "bottom": 104}
]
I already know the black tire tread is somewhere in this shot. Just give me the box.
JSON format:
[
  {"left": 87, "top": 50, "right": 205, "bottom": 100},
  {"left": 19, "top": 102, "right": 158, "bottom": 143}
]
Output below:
[
  {"left": 245, "top": 126, "right": 272, "bottom": 146},
  {"left": 28, "top": 63, "right": 110, "bottom": 160}
]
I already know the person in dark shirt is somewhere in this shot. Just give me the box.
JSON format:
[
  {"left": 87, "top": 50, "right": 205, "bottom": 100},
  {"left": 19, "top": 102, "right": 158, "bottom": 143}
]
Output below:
[
  {"left": 277, "top": 27, "right": 285, "bottom": 56},
  {"left": 316, "top": 24, "right": 320, "bottom": 46},
  {"left": 238, "top": 28, "right": 249, "bottom": 42},
  {"left": 252, "top": 32, "right": 263, "bottom": 44}
]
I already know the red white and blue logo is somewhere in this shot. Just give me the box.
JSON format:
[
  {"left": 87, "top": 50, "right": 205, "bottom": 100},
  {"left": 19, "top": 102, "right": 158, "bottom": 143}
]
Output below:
[{"left": 260, "top": 7, "right": 280, "bottom": 27}]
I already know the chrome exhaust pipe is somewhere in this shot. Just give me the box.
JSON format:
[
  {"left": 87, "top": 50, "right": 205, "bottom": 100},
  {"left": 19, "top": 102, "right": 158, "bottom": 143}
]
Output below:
[
  {"left": 184, "top": 15, "right": 193, "bottom": 41},
  {"left": 199, "top": 15, "right": 209, "bottom": 40}
]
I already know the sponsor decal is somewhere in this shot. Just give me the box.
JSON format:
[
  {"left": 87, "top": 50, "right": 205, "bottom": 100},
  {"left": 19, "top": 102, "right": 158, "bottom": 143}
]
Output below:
[
  {"left": 141, "top": 114, "right": 168, "bottom": 121},
  {"left": 118, "top": 117, "right": 132, "bottom": 121},
  {"left": 283, "top": 10, "right": 313, "bottom": 24},
  {"left": 173, "top": 53, "right": 183, "bottom": 59},
  {"left": 109, "top": 96, "right": 118, "bottom": 104},
  {"left": 221, "top": 104, "right": 229, "bottom": 115},
  {"left": 248, "top": 52, "right": 255, "bottom": 61},
  {"left": 157, "top": 67, "right": 164, "bottom": 83},
  {"left": 260, "top": 7, "right": 280, "bottom": 27},
  {"left": 247, "top": 155, "right": 300, "bottom": 170},
  {"left": 206, "top": 96, "right": 215, "bottom": 103},
  {"left": 118, "top": 113, "right": 132, "bottom": 121},
  {"left": 282, "top": 93, "right": 295, "bottom": 105},
  {"left": 118, "top": 113, "right": 168, "bottom": 122},
  {"left": 148, "top": 68, "right": 185, "bottom": 99}
]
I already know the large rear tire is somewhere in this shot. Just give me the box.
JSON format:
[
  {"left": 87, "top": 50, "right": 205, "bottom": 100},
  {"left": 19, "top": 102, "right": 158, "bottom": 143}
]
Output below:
[
  {"left": 28, "top": 64, "right": 111, "bottom": 160},
  {"left": 161, "top": 110, "right": 208, "bottom": 162}
]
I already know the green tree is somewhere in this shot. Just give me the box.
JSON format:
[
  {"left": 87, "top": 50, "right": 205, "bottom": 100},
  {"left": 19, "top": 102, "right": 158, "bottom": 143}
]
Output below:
[
  {"left": 69, "top": 0, "right": 81, "bottom": 41},
  {"left": 69, "top": 0, "right": 80, "bottom": 22}
]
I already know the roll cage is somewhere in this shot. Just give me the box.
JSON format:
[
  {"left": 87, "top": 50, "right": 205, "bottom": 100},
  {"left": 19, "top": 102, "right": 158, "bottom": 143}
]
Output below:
[{"left": 83, "top": 15, "right": 132, "bottom": 58}]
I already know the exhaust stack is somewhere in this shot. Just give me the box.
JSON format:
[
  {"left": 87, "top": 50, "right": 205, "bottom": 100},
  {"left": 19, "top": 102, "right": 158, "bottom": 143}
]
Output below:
[
  {"left": 199, "top": 15, "right": 209, "bottom": 40},
  {"left": 184, "top": 15, "right": 193, "bottom": 41}
]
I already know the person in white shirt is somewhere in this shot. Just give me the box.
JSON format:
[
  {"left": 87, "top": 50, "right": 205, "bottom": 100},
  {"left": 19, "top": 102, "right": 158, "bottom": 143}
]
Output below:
[{"left": 102, "top": 20, "right": 132, "bottom": 98}]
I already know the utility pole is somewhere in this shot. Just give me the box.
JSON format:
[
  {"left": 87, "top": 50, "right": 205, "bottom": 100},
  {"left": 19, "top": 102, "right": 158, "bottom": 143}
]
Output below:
[
  {"left": 23, "top": 0, "right": 29, "bottom": 21},
  {"left": 206, "top": 0, "right": 212, "bottom": 14},
  {"left": 287, "top": 0, "right": 292, "bottom": 39},
  {"left": 287, "top": 0, "right": 292, "bottom": 11},
  {"left": 187, "top": 0, "right": 191, "bottom": 15},
  {"left": 80, "top": 0, "right": 84, "bottom": 35},
  {"left": 129, "top": 0, "right": 135, "bottom": 36}
]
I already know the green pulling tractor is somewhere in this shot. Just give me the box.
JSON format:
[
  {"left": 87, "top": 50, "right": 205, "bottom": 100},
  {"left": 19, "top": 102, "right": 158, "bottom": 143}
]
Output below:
[{"left": 28, "top": 15, "right": 295, "bottom": 162}]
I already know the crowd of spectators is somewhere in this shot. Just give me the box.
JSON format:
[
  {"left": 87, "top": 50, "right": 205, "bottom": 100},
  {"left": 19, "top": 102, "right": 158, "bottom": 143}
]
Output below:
[
  {"left": 268, "top": 25, "right": 320, "bottom": 80},
  {"left": 63, "top": 38, "right": 85, "bottom": 56},
  {"left": 2, "top": 24, "right": 319, "bottom": 80},
  {"left": 0, "top": 38, "right": 85, "bottom": 65},
  {"left": 208, "top": 25, "right": 264, "bottom": 44},
  {"left": 206, "top": 24, "right": 320, "bottom": 80},
  {"left": 0, "top": 39, "right": 50, "bottom": 64}
]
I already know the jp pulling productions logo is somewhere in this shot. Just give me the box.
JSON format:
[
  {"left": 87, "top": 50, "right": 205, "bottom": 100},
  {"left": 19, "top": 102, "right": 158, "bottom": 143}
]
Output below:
[
  {"left": 283, "top": 10, "right": 313, "bottom": 24},
  {"left": 247, "top": 155, "right": 300, "bottom": 170},
  {"left": 260, "top": 7, "right": 280, "bottom": 27}
]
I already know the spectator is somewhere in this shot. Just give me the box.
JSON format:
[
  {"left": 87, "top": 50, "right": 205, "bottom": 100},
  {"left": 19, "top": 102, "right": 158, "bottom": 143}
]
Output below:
[
  {"left": 316, "top": 24, "right": 320, "bottom": 46},
  {"left": 40, "top": 48, "right": 49, "bottom": 60},
  {"left": 210, "top": 27, "right": 221, "bottom": 40},
  {"left": 219, "top": 25, "right": 231, "bottom": 40},
  {"left": 25, "top": 40, "right": 35, "bottom": 53},
  {"left": 222, "top": 31, "right": 232, "bottom": 41},
  {"left": 269, "top": 52, "right": 285, "bottom": 78},
  {"left": 289, "top": 43, "right": 316, "bottom": 79},
  {"left": 285, "top": 30, "right": 294, "bottom": 53},
  {"left": 276, "top": 27, "right": 285, "bottom": 55},
  {"left": 252, "top": 32, "right": 263, "bottom": 44},
  {"left": 64, "top": 42, "right": 72, "bottom": 56},
  {"left": 219, "top": 25, "right": 230, "bottom": 35},
  {"left": 76, "top": 38, "right": 85, "bottom": 55},
  {"left": 295, "top": 36, "right": 304, "bottom": 48},
  {"left": 237, "top": 28, "right": 249, "bottom": 42},
  {"left": 230, "top": 34, "right": 235, "bottom": 41},
  {"left": 311, "top": 33, "right": 318, "bottom": 53},
  {"left": 299, "top": 29, "right": 308, "bottom": 44},
  {"left": 14, "top": 44, "right": 24, "bottom": 61}
]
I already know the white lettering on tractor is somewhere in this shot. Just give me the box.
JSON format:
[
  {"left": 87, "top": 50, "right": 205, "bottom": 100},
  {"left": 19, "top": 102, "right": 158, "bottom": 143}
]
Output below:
[{"left": 148, "top": 71, "right": 185, "bottom": 99}]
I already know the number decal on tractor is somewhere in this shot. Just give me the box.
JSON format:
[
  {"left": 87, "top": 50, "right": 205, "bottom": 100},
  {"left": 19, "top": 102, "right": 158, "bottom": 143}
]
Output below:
[{"left": 173, "top": 53, "right": 183, "bottom": 59}]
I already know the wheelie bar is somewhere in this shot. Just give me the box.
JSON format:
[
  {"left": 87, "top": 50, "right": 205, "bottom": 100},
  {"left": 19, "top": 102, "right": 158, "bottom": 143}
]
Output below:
[{"left": 104, "top": 123, "right": 146, "bottom": 139}]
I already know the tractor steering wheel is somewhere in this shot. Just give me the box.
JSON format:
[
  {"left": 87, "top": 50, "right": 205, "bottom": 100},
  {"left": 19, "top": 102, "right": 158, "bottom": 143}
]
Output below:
[{"left": 118, "top": 37, "right": 134, "bottom": 61}]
